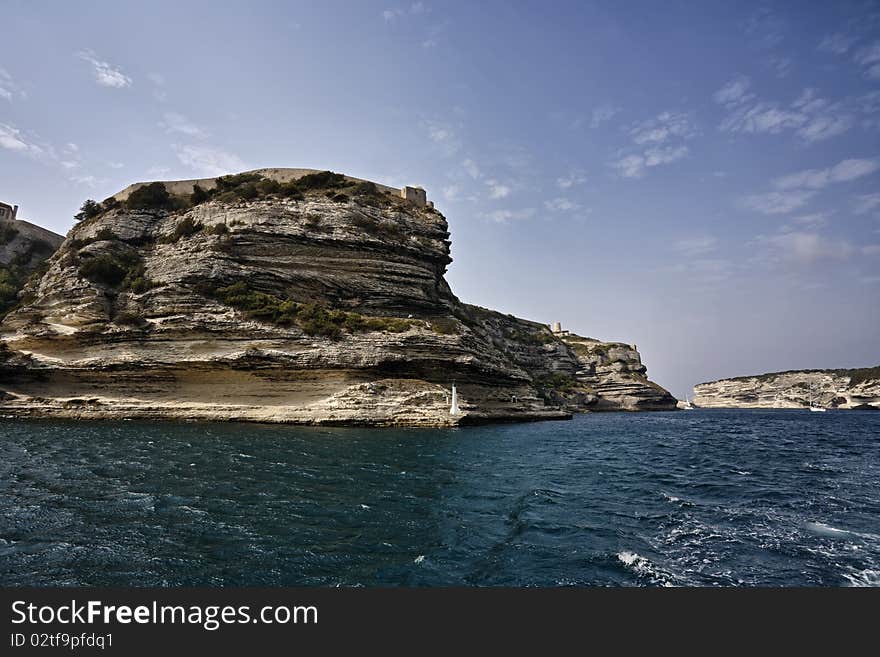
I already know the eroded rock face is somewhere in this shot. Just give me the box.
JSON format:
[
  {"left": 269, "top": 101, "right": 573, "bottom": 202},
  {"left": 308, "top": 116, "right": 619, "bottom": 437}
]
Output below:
[
  {"left": 561, "top": 335, "right": 678, "bottom": 411},
  {"left": 693, "top": 368, "right": 880, "bottom": 409},
  {"left": 0, "top": 216, "right": 64, "bottom": 317},
  {"left": 0, "top": 175, "right": 676, "bottom": 425}
]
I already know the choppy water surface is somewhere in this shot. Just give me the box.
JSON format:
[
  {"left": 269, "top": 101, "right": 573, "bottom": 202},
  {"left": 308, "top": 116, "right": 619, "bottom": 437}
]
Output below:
[{"left": 1, "top": 410, "right": 878, "bottom": 586}]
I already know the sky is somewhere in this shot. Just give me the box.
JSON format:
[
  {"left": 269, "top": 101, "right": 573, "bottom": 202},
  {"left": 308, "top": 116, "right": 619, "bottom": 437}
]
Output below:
[{"left": 1, "top": 0, "right": 879, "bottom": 397}]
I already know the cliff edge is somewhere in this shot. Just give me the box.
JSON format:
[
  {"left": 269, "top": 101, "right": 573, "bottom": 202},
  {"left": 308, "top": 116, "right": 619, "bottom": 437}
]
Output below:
[{"left": 0, "top": 169, "right": 676, "bottom": 425}]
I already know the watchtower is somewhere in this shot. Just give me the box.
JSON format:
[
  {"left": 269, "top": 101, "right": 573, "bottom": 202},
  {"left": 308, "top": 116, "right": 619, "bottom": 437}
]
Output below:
[{"left": 0, "top": 201, "right": 18, "bottom": 221}]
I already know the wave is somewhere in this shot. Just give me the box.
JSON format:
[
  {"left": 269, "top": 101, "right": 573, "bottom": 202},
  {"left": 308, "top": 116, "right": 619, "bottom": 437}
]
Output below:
[
  {"left": 617, "top": 551, "right": 674, "bottom": 586},
  {"left": 842, "top": 568, "right": 880, "bottom": 587}
]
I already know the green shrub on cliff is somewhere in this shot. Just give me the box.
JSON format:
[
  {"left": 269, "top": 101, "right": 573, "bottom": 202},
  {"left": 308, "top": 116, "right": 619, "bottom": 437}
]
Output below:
[
  {"left": 126, "top": 182, "right": 174, "bottom": 211},
  {"left": 208, "top": 281, "right": 418, "bottom": 337},
  {"left": 160, "top": 216, "right": 204, "bottom": 243},
  {"left": 78, "top": 250, "right": 156, "bottom": 293},
  {"left": 74, "top": 199, "right": 103, "bottom": 222}
]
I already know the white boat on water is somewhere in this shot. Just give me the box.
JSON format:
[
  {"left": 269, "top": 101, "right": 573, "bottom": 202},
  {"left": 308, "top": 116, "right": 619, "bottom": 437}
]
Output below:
[
  {"left": 682, "top": 395, "right": 694, "bottom": 410},
  {"left": 809, "top": 384, "right": 826, "bottom": 412}
]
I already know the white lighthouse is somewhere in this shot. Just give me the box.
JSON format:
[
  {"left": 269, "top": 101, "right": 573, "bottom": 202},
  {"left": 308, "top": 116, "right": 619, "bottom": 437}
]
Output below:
[{"left": 450, "top": 382, "right": 460, "bottom": 415}]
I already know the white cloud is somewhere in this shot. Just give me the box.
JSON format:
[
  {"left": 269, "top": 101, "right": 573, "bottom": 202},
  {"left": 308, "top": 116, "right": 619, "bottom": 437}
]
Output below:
[
  {"left": 644, "top": 145, "right": 688, "bottom": 167},
  {"left": 442, "top": 185, "right": 460, "bottom": 201},
  {"left": 462, "top": 158, "right": 480, "bottom": 179},
  {"left": 854, "top": 42, "right": 880, "bottom": 79},
  {"left": 854, "top": 193, "right": 880, "bottom": 214},
  {"left": 613, "top": 112, "right": 693, "bottom": 178},
  {"left": 544, "top": 197, "right": 580, "bottom": 212},
  {"left": 108, "top": 161, "right": 125, "bottom": 169},
  {"left": 782, "top": 213, "right": 829, "bottom": 231},
  {"left": 819, "top": 33, "right": 857, "bottom": 55},
  {"left": 630, "top": 112, "right": 694, "bottom": 144},
  {"left": 719, "top": 86, "right": 859, "bottom": 144},
  {"left": 76, "top": 50, "right": 132, "bottom": 88},
  {"left": 769, "top": 56, "right": 793, "bottom": 78},
  {"left": 160, "top": 112, "right": 208, "bottom": 138},
  {"left": 383, "top": 3, "right": 427, "bottom": 21},
  {"left": 742, "top": 190, "right": 816, "bottom": 215},
  {"left": 147, "top": 166, "right": 171, "bottom": 177},
  {"left": 173, "top": 145, "right": 246, "bottom": 176},
  {"left": 479, "top": 208, "right": 536, "bottom": 223},
  {"left": 761, "top": 231, "right": 855, "bottom": 263},
  {"left": 675, "top": 236, "right": 717, "bottom": 256},
  {"left": 486, "top": 180, "right": 511, "bottom": 199},
  {"left": 422, "top": 120, "right": 460, "bottom": 155},
  {"left": 0, "top": 66, "right": 18, "bottom": 100},
  {"left": 862, "top": 244, "right": 880, "bottom": 255},
  {"left": 69, "top": 173, "right": 105, "bottom": 187},
  {"left": 713, "top": 76, "right": 752, "bottom": 107},
  {"left": 613, "top": 146, "right": 688, "bottom": 178},
  {"left": 556, "top": 170, "right": 586, "bottom": 189},
  {"left": 590, "top": 104, "right": 618, "bottom": 128},
  {"left": 0, "top": 123, "right": 32, "bottom": 152},
  {"left": 613, "top": 154, "right": 647, "bottom": 178},
  {"left": 772, "top": 158, "right": 879, "bottom": 190}
]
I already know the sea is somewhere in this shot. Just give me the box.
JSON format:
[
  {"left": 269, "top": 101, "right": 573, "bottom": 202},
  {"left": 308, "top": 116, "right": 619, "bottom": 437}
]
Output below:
[{"left": 1, "top": 410, "right": 878, "bottom": 587}]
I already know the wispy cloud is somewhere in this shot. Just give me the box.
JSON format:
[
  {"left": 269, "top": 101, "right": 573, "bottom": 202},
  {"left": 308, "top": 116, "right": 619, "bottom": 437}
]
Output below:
[
  {"left": 716, "top": 83, "right": 857, "bottom": 143},
  {"left": 383, "top": 3, "right": 428, "bottom": 21},
  {"left": 421, "top": 119, "right": 461, "bottom": 156},
  {"left": 612, "top": 112, "right": 694, "bottom": 178},
  {"left": 742, "top": 190, "right": 816, "bottom": 215},
  {"left": 743, "top": 7, "right": 785, "bottom": 50},
  {"left": 613, "top": 145, "right": 689, "bottom": 179},
  {"left": 76, "top": 50, "right": 132, "bottom": 88},
  {"left": 674, "top": 236, "right": 718, "bottom": 256},
  {"left": 772, "top": 158, "right": 879, "bottom": 190},
  {"left": 148, "top": 72, "right": 167, "bottom": 102},
  {"left": 590, "top": 104, "right": 618, "bottom": 128},
  {"left": 485, "top": 179, "right": 510, "bottom": 199},
  {"left": 544, "top": 197, "right": 580, "bottom": 212},
  {"left": 758, "top": 231, "right": 856, "bottom": 264},
  {"left": 462, "top": 158, "right": 480, "bottom": 179},
  {"left": 854, "top": 193, "right": 880, "bottom": 215},
  {"left": 629, "top": 112, "right": 695, "bottom": 144},
  {"left": 713, "top": 75, "right": 753, "bottom": 107},
  {"left": 160, "top": 112, "right": 208, "bottom": 138},
  {"left": 0, "top": 66, "right": 23, "bottom": 101},
  {"left": 0, "top": 122, "right": 41, "bottom": 155},
  {"left": 854, "top": 41, "right": 880, "bottom": 80},
  {"left": 818, "top": 33, "right": 858, "bottom": 55},
  {"left": 556, "top": 169, "right": 586, "bottom": 189},
  {"left": 173, "top": 144, "right": 246, "bottom": 176},
  {"left": 479, "top": 208, "right": 536, "bottom": 223},
  {"left": 743, "top": 158, "right": 878, "bottom": 216}
]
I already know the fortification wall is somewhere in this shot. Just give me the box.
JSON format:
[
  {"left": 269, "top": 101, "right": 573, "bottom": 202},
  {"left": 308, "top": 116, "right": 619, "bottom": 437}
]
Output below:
[{"left": 111, "top": 168, "right": 402, "bottom": 201}]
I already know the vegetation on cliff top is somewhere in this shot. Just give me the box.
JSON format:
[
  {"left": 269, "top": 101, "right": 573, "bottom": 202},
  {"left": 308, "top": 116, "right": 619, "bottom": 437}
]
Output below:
[{"left": 698, "top": 366, "right": 880, "bottom": 389}]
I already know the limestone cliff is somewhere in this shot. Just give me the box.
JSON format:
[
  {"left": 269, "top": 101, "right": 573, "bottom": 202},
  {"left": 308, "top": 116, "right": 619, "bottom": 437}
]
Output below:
[
  {"left": 0, "top": 169, "right": 676, "bottom": 425},
  {"left": 0, "top": 213, "right": 65, "bottom": 317},
  {"left": 693, "top": 367, "right": 880, "bottom": 410}
]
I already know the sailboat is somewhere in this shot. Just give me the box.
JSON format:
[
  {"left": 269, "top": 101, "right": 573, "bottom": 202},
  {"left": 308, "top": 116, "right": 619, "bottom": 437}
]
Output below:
[
  {"left": 682, "top": 395, "right": 694, "bottom": 410},
  {"left": 809, "top": 384, "right": 826, "bottom": 413}
]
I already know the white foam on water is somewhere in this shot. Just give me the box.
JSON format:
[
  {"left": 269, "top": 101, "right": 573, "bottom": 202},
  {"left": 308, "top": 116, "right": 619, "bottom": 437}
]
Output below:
[
  {"left": 617, "top": 551, "right": 673, "bottom": 586},
  {"left": 414, "top": 555, "right": 425, "bottom": 564},
  {"left": 842, "top": 568, "right": 880, "bottom": 587},
  {"left": 806, "top": 522, "right": 855, "bottom": 539},
  {"left": 358, "top": 504, "right": 371, "bottom": 510}
]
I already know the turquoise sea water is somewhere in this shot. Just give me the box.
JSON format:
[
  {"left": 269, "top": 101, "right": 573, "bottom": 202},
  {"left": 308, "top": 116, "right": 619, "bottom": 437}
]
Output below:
[{"left": 1, "top": 410, "right": 878, "bottom": 586}]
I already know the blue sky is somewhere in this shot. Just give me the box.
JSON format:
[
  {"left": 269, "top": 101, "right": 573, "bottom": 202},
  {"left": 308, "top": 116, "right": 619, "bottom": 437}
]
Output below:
[{"left": 2, "top": 0, "right": 879, "bottom": 396}]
